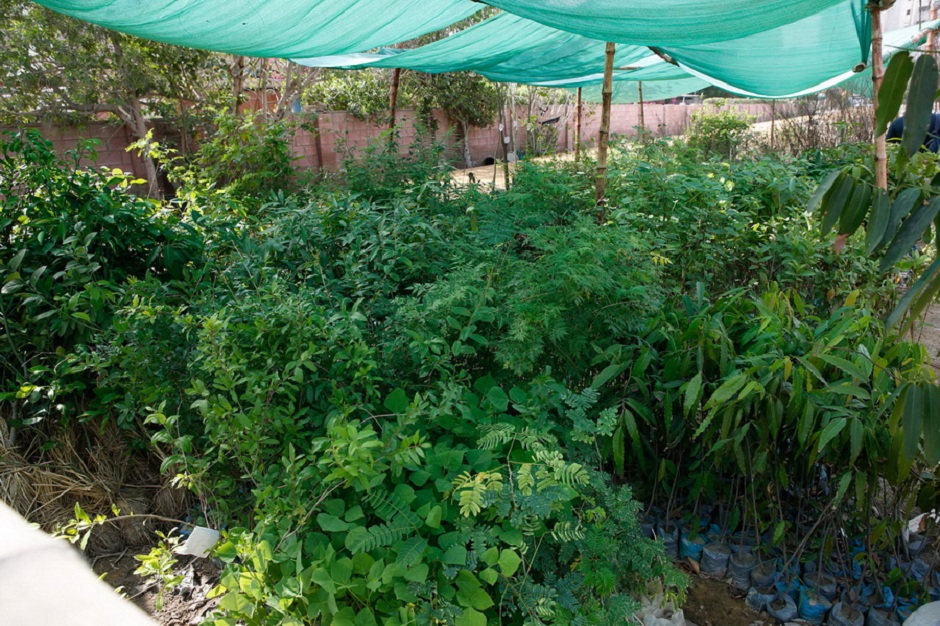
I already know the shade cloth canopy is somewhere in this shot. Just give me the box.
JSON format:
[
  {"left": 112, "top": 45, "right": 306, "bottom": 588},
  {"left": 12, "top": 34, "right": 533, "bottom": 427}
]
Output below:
[{"left": 30, "top": 0, "right": 481, "bottom": 57}]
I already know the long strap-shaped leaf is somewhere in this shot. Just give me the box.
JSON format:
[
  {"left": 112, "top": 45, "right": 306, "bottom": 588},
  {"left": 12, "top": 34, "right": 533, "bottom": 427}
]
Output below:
[{"left": 902, "top": 55, "right": 939, "bottom": 158}]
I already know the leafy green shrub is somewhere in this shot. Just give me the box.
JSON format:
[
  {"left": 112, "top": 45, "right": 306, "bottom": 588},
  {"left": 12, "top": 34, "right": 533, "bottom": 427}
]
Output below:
[
  {"left": 0, "top": 130, "right": 203, "bottom": 420},
  {"left": 337, "top": 126, "right": 453, "bottom": 203},
  {"left": 191, "top": 111, "right": 296, "bottom": 200},
  {"left": 594, "top": 284, "right": 935, "bottom": 566},
  {"left": 387, "top": 213, "right": 662, "bottom": 381},
  {"left": 685, "top": 101, "right": 756, "bottom": 159}
]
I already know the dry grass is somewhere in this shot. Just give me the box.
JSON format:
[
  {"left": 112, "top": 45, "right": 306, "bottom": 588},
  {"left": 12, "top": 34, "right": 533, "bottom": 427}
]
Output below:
[{"left": 0, "top": 415, "right": 189, "bottom": 554}]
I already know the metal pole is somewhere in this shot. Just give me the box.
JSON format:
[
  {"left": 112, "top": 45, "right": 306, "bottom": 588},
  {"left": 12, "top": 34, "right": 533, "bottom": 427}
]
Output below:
[{"left": 595, "top": 42, "right": 616, "bottom": 216}]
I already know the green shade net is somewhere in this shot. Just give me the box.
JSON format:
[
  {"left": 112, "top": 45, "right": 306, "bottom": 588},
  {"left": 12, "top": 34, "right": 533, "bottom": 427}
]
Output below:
[
  {"left": 293, "top": 2, "right": 889, "bottom": 101},
  {"left": 30, "top": 0, "right": 480, "bottom": 57},
  {"left": 483, "top": 0, "right": 847, "bottom": 46},
  {"left": 293, "top": 13, "right": 661, "bottom": 85},
  {"left": 667, "top": 15, "right": 938, "bottom": 98},
  {"left": 660, "top": 0, "right": 871, "bottom": 98},
  {"left": 576, "top": 77, "right": 712, "bottom": 104}
]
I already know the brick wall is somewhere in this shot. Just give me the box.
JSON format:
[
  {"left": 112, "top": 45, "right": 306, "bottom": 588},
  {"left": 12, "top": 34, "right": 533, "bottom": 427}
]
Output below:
[{"left": 1, "top": 101, "right": 784, "bottom": 180}]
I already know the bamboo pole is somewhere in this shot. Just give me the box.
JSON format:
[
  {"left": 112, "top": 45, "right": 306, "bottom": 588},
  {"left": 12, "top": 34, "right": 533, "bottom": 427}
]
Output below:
[
  {"left": 575, "top": 87, "right": 583, "bottom": 160},
  {"left": 931, "top": 2, "right": 939, "bottom": 54},
  {"left": 638, "top": 81, "right": 647, "bottom": 140},
  {"left": 502, "top": 86, "right": 511, "bottom": 190},
  {"left": 388, "top": 68, "right": 401, "bottom": 133},
  {"left": 872, "top": 6, "right": 888, "bottom": 191},
  {"left": 595, "top": 42, "right": 616, "bottom": 215}
]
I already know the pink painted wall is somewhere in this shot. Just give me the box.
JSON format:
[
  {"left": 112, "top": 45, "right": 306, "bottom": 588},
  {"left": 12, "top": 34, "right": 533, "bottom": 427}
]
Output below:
[{"left": 1, "top": 102, "right": 783, "bottom": 180}]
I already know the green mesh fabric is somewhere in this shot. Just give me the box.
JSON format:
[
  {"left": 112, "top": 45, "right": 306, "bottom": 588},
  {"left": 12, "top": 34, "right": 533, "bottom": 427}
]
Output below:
[
  {"left": 660, "top": 1, "right": 870, "bottom": 98},
  {"left": 31, "top": 0, "right": 481, "bottom": 57},
  {"left": 293, "top": 13, "right": 660, "bottom": 85},
  {"left": 483, "top": 0, "right": 847, "bottom": 46},
  {"left": 668, "top": 16, "right": 937, "bottom": 98},
  {"left": 293, "top": 1, "right": 899, "bottom": 101},
  {"left": 36, "top": 0, "right": 935, "bottom": 104},
  {"left": 577, "top": 77, "right": 712, "bottom": 104}
]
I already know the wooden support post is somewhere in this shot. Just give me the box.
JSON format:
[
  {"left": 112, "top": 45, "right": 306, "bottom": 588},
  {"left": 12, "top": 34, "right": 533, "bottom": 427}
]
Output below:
[
  {"left": 575, "top": 87, "right": 583, "bottom": 160},
  {"left": 595, "top": 42, "right": 616, "bottom": 215},
  {"left": 638, "top": 81, "right": 647, "bottom": 140},
  {"left": 872, "top": 6, "right": 888, "bottom": 190},
  {"left": 388, "top": 68, "right": 401, "bottom": 133}
]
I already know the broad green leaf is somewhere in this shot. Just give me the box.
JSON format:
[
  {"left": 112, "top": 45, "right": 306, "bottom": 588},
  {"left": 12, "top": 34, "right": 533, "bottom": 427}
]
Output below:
[
  {"left": 683, "top": 372, "right": 703, "bottom": 416},
  {"left": 8, "top": 249, "right": 26, "bottom": 272},
  {"left": 443, "top": 545, "right": 467, "bottom": 565},
  {"left": 455, "top": 608, "right": 486, "bottom": 626},
  {"left": 838, "top": 180, "right": 872, "bottom": 237},
  {"left": 612, "top": 422, "right": 625, "bottom": 477},
  {"left": 924, "top": 384, "right": 940, "bottom": 465},
  {"left": 825, "top": 383, "right": 870, "bottom": 399},
  {"left": 877, "top": 51, "right": 914, "bottom": 136},
  {"left": 486, "top": 386, "right": 509, "bottom": 412},
  {"left": 880, "top": 187, "right": 922, "bottom": 250},
  {"left": 820, "top": 173, "right": 855, "bottom": 235},
  {"left": 480, "top": 547, "right": 499, "bottom": 567},
  {"left": 817, "top": 417, "right": 847, "bottom": 455},
  {"left": 425, "top": 505, "right": 442, "bottom": 529},
  {"left": 479, "top": 568, "right": 498, "bottom": 585},
  {"left": 834, "top": 472, "right": 852, "bottom": 507},
  {"left": 497, "top": 549, "right": 522, "bottom": 577},
  {"left": 317, "top": 513, "right": 351, "bottom": 533},
  {"left": 591, "top": 362, "right": 627, "bottom": 389},
  {"left": 806, "top": 169, "right": 841, "bottom": 215},
  {"left": 704, "top": 373, "right": 748, "bottom": 409},
  {"left": 902, "top": 54, "right": 939, "bottom": 157},
  {"left": 311, "top": 568, "right": 336, "bottom": 595},
  {"left": 816, "top": 353, "right": 868, "bottom": 382},
  {"left": 850, "top": 418, "right": 863, "bottom": 464},
  {"left": 865, "top": 189, "right": 891, "bottom": 254},
  {"left": 384, "top": 388, "right": 409, "bottom": 414},
  {"left": 402, "top": 563, "right": 428, "bottom": 583},
  {"left": 354, "top": 608, "right": 378, "bottom": 626},
  {"left": 902, "top": 383, "right": 923, "bottom": 462},
  {"left": 880, "top": 197, "right": 940, "bottom": 272}
]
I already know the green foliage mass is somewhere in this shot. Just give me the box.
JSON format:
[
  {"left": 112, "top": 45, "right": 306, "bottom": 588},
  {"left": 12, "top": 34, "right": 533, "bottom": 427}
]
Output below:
[{"left": 2, "top": 115, "right": 938, "bottom": 624}]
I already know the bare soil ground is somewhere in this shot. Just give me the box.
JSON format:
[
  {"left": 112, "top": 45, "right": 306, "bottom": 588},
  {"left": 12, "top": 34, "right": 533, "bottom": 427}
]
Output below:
[
  {"left": 683, "top": 574, "right": 769, "bottom": 626},
  {"left": 94, "top": 552, "right": 219, "bottom": 626}
]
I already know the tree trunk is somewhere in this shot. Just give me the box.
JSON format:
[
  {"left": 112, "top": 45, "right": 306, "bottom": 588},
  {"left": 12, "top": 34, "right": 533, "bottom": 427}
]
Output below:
[
  {"left": 460, "top": 119, "right": 473, "bottom": 168},
  {"left": 232, "top": 55, "right": 245, "bottom": 115},
  {"left": 124, "top": 96, "right": 162, "bottom": 199}
]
